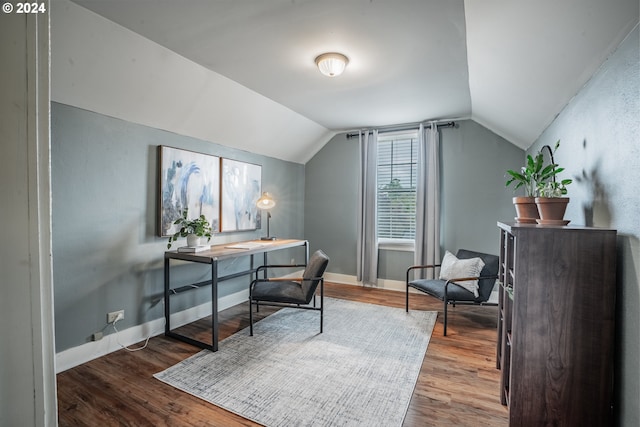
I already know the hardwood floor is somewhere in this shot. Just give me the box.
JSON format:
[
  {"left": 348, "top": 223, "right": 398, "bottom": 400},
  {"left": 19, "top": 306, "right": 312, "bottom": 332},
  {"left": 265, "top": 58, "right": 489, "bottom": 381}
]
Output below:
[{"left": 57, "top": 283, "right": 508, "bottom": 426}]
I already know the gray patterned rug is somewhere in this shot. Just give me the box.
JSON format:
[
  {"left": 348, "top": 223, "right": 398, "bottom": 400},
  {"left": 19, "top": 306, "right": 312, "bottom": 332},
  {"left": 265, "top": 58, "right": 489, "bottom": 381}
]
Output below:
[{"left": 154, "top": 297, "right": 437, "bottom": 427}]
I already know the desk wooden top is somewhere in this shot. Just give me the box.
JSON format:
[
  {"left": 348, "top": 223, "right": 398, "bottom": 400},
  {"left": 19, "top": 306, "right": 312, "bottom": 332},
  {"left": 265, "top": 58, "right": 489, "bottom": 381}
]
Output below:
[{"left": 165, "top": 238, "right": 307, "bottom": 262}]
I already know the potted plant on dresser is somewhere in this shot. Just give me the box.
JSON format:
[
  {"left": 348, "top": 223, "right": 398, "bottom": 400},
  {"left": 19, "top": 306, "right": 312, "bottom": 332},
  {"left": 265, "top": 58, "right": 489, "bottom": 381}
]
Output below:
[
  {"left": 505, "top": 151, "right": 545, "bottom": 223},
  {"left": 167, "top": 208, "right": 213, "bottom": 249},
  {"left": 535, "top": 140, "right": 573, "bottom": 225}
]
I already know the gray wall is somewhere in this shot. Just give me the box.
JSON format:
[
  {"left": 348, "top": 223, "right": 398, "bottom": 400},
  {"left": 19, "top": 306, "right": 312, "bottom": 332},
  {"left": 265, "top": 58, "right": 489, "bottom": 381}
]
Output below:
[
  {"left": 304, "top": 120, "right": 523, "bottom": 281},
  {"left": 441, "top": 120, "right": 525, "bottom": 253},
  {"left": 304, "top": 133, "right": 359, "bottom": 274},
  {"left": 527, "top": 26, "right": 639, "bottom": 426},
  {"left": 51, "top": 103, "right": 305, "bottom": 352}
]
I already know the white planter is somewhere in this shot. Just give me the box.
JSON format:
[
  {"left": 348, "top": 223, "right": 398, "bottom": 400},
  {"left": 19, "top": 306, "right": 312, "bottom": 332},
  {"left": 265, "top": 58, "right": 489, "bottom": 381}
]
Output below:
[{"left": 186, "top": 234, "right": 201, "bottom": 247}]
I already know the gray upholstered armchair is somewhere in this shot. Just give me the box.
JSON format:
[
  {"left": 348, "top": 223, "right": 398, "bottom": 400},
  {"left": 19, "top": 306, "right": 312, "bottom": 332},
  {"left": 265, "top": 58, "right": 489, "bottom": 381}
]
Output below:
[
  {"left": 249, "top": 249, "right": 330, "bottom": 336},
  {"left": 406, "top": 249, "right": 499, "bottom": 336}
]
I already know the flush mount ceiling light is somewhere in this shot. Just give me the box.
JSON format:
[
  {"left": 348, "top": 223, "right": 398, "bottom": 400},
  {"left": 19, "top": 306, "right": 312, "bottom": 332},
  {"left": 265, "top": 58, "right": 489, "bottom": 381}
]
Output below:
[{"left": 315, "top": 52, "right": 349, "bottom": 77}]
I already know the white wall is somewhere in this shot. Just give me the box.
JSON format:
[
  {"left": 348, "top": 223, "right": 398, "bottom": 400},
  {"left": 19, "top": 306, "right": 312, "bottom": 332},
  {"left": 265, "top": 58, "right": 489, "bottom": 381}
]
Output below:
[
  {"left": 0, "top": 6, "right": 57, "bottom": 426},
  {"left": 51, "top": 0, "right": 334, "bottom": 164}
]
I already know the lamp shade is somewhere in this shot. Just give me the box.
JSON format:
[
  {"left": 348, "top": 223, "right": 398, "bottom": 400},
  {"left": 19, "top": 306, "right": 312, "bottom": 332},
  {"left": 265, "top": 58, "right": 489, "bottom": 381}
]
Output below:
[
  {"left": 315, "top": 52, "right": 349, "bottom": 77},
  {"left": 256, "top": 192, "right": 276, "bottom": 210}
]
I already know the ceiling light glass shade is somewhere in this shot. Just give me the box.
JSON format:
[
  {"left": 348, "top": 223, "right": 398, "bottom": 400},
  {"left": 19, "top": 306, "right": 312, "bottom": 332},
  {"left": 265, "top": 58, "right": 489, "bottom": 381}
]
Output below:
[
  {"left": 256, "top": 192, "right": 276, "bottom": 210},
  {"left": 315, "top": 52, "right": 349, "bottom": 77}
]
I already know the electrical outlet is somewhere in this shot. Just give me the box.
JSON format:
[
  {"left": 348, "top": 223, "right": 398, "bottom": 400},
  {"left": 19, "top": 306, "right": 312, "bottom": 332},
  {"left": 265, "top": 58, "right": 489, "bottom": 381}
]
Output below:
[
  {"left": 92, "top": 331, "right": 103, "bottom": 341},
  {"left": 107, "top": 310, "right": 124, "bottom": 324},
  {"left": 291, "top": 258, "right": 295, "bottom": 265}
]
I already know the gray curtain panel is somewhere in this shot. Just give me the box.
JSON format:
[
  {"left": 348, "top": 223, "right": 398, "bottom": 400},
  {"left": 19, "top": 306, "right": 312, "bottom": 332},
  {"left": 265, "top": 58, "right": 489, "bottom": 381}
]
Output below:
[
  {"left": 357, "top": 130, "right": 379, "bottom": 286},
  {"left": 414, "top": 123, "right": 441, "bottom": 279}
]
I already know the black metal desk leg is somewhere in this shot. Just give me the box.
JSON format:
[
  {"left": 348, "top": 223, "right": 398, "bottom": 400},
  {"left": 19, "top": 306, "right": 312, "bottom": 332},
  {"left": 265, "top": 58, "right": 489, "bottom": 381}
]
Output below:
[
  {"left": 164, "top": 257, "right": 171, "bottom": 335},
  {"left": 211, "top": 260, "right": 219, "bottom": 352},
  {"left": 263, "top": 252, "right": 268, "bottom": 278}
]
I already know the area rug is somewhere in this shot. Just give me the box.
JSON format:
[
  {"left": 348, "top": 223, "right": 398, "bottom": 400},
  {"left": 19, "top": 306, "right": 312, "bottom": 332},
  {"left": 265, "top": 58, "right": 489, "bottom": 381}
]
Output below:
[{"left": 154, "top": 298, "right": 437, "bottom": 427}]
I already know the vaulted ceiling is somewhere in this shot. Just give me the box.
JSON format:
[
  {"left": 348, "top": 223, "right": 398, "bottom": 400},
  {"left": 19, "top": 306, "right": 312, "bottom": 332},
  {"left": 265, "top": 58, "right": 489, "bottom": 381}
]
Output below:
[{"left": 71, "top": 0, "right": 638, "bottom": 157}]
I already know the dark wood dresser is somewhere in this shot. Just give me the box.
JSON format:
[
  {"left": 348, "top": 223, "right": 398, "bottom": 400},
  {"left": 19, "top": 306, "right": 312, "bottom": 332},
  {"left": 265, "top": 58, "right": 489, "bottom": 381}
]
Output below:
[{"left": 496, "top": 222, "right": 617, "bottom": 426}]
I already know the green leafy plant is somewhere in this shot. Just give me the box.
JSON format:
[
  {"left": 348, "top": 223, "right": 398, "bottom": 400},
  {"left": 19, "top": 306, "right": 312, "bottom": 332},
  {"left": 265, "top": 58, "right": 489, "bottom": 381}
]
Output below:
[
  {"left": 505, "top": 152, "right": 545, "bottom": 197},
  {"left": 536, "top": 140, "right": 572, "bottom": 197},
  {"left": 538, "top": 179, "right": 572, "bottom": 197},
  {"left": 167, "top": 209, "right": 213, "bottom": 249},
  {"left": 505, "top": 140, "right": 572, "bottom": 197}
]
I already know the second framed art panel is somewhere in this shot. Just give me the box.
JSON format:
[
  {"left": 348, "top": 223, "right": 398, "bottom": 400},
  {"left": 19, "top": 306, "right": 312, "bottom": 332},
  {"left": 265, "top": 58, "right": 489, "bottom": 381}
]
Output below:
[{"left": 221, "top": 158, "right": 262, "bottom": 232}]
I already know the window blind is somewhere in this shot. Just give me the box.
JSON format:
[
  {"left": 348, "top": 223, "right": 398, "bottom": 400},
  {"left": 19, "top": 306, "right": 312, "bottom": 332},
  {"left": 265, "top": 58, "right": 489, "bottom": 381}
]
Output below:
[{"left": 377, "top": 135, "right": 418, "bottom": 239}]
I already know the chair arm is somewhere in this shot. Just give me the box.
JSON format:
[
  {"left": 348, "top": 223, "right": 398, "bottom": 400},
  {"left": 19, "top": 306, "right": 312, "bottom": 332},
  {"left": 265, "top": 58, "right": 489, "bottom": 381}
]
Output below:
[
  {"left": 255, "top": 264, "right": 307, "bottom": 274},
  {"left": 265, "top": 277, "right": 304, "bottom": 282},
  {"left": 443, "top": 274, "right": 499, "bottom": 294},
  {"left": 445, "top": 274, "right": 498, "bottom": 284},
  {"left": 406, "top": 264, "right": 441, "bottom": 283},
  {"left": 274, "top": 276, "right": 325, "bottom": 283},
  {"left": 250, "top": 276, "right": 324, "bottom": 287},
  {"left": 300, "top": 276, "right": 324, "bottom": 283}
]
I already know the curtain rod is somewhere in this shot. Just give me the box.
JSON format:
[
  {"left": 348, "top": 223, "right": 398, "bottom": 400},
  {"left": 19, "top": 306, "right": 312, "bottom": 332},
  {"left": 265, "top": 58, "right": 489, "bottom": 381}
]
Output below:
[{"left": 345, "top": 121, "right": 456, "bottom": 139}]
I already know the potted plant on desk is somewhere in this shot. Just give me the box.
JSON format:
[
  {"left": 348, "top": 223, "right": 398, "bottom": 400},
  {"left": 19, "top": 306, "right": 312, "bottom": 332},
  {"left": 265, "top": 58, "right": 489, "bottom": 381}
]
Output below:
[{"left": 167, "top": 209, "right": 213, "bottom": 249}]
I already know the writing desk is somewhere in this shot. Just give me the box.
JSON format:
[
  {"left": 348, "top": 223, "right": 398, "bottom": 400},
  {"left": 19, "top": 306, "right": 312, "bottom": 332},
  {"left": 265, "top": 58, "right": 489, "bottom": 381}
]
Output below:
[{"left": 164, "top": 239, "right": 308, "bottom": 351}]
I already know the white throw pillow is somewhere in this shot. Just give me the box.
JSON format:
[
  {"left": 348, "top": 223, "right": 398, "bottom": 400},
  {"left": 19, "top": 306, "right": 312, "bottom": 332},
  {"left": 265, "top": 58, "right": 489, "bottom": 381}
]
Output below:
[{"left": 439, "top": 251, "right": 485, "bottom": 297}]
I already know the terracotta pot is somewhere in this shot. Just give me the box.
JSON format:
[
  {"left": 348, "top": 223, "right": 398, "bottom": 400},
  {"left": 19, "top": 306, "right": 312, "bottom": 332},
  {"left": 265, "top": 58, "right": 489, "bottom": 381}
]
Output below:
[
  {"left": 513, "top": 196, "right": 539, "bottom": 223},
  {"left": 535, "top": 197, "right": 569, "bottom": 221}
]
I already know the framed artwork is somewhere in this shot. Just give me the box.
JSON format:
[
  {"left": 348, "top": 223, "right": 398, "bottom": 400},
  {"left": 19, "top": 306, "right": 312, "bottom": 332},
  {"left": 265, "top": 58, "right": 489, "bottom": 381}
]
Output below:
[
  {"left": 158, "top": 146, "right": 220, "bottom": 237},
  {"left": 221, "top": 158, "right": 262, "bottom": 232}
]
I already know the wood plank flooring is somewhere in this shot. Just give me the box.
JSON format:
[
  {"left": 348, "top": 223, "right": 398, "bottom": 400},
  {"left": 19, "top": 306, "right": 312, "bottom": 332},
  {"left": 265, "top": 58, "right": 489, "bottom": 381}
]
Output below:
[{"left": 57, "top": 283, "right": 508, "bottom": 426}]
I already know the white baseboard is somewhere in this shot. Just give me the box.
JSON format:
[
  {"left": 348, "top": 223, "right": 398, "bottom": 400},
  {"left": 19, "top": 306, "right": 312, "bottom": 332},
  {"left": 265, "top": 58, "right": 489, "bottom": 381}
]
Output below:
[
  {"left": 56, "top": 271, "right": 435, "bottom": 373},
  {"left": 55, "top": 288, "right": 249, "bottom": 373},
  {"left": 324, "top": 272, "right": 409, "bottom": 293}
]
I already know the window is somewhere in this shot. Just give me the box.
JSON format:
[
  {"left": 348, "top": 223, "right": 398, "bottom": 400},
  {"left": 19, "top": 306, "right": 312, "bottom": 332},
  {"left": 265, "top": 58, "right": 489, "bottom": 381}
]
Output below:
[{"left": 377, "top": 131, "right": 418, "bottom": 245}]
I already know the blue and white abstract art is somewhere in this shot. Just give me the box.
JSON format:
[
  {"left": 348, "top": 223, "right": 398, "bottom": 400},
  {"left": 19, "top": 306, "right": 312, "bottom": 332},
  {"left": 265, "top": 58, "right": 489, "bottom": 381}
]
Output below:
[
  {"left": 158, "top": 146, "right": 220, "bottom": 236},
  {"left": 221, "top": 158, "right": 262, "bottom": 232}
]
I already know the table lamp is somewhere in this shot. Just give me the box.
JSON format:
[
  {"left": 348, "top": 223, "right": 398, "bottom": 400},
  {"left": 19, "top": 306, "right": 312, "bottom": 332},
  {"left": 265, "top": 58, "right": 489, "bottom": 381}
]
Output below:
[{"left": 256, "top": 192, "right": 276, "bottom": 240}]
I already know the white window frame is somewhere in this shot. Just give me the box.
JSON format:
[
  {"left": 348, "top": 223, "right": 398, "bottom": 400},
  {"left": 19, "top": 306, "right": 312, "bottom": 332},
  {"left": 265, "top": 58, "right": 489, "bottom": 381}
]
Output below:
[{"left": 376, "top": 130, "right": 418, "bottom": 252}]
